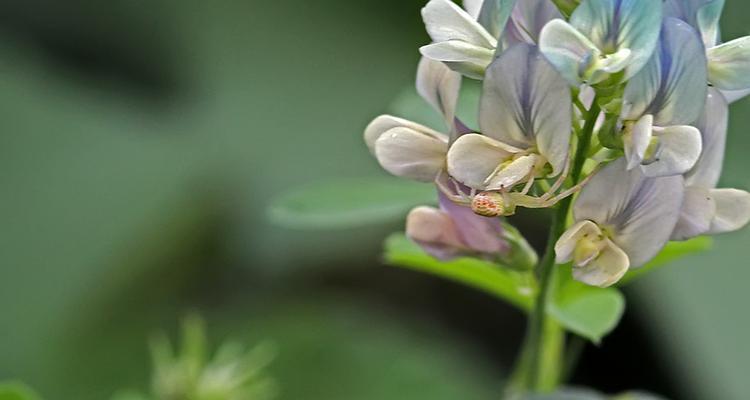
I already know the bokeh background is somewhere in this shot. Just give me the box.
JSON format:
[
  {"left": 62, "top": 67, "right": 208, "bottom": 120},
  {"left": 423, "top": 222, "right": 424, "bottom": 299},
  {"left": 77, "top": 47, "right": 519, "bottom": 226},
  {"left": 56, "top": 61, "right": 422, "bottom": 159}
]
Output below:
[{"left": 1, "top": 1, "right": 749, "bottom": 399}]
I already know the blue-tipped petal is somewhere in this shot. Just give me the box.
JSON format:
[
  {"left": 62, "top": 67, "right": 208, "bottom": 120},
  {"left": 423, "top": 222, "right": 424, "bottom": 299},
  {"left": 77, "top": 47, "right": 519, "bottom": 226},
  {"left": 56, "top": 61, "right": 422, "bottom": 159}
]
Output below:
[
  {"left": 480, "top": 44, "right": 572, "bottom": 175},
  {"left": 707, "top": 36, "right": 750, "bottom": 91},
  {"left": 686, "top": 88, "right": 728, "bottom": 188},
  {"left": 477, "top": 0, "right": 518, "bottom": 39},
  {"left": 664, "top": 0, "right": 725, "bottom": 47},
  {"left": 539, "top": 19, "right": 600, "bottom": 85},
  {"left": 623, "top": 18, "right": 708, "bottom": 126},
  {"left": 420, "top": 41, "right": 495, "bottom": 80},
  {"left": 570, "top": 0, "right": 663, "bottom": 80}
]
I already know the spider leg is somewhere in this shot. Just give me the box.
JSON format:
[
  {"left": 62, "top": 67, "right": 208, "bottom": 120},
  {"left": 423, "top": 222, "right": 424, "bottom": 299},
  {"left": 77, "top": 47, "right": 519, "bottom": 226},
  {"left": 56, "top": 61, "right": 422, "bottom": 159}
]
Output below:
[
  {"left": 520, "top": 174, "right": 535, "bottom": 195},
  {"left": 539, "top": 166, "right": 600, "bottom": 206},
  {"left": 541, "top": 156, "right": 571, "bottom": 200},
  {"left": 435, "top": 174, "right": 472, "bottom": 205}
]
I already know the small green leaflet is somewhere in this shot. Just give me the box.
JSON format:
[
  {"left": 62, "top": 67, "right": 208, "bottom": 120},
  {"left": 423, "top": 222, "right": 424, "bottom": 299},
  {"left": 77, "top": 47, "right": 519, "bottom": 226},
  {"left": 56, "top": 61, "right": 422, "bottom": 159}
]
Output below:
[
  {"left": 267, "top": 178, "right": 435, "bottom": 230},
  {"left": 383, "top": 233, "right": 536, "bottom": 311}
]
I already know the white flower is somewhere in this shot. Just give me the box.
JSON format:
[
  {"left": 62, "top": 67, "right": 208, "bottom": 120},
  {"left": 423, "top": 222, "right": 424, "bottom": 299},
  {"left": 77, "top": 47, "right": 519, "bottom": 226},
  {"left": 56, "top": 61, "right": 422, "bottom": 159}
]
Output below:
[
  {"left": 671, "top": 89, "right": 750, "bottom": 240},
  {"left": 447, "top": 44, "right": 571, "bottom": 191},
  {"left": 555, "top": 159, "right": 684, "bottom": 287},
  {"left": 619, "top": 18, "right": 705, "bottom": 177},
  {"left": 364, "top": 58, "right": 461, "bottom": 182},
  {"left": 539, "top": 0, "right": 662, "bottom": 85}
]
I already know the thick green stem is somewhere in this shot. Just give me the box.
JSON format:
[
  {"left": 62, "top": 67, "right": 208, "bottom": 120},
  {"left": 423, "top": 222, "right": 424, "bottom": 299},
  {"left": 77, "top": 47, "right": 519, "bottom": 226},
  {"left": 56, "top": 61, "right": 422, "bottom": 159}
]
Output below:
[{"left": 521, "top": 97, "right": 601, "bottom": 392}]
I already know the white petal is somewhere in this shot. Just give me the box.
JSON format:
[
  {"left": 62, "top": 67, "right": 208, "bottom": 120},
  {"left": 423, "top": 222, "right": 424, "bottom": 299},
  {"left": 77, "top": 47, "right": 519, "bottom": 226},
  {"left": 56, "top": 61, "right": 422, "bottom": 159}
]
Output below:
[
  {"left": 664, "top": 0, "right": 725, "bottom": 47},
  {"left": 503, "top": 0, "right": 562, "bottom": 46},
  {"left": 417, "top": 57, "right": 462, "bottom": 129},
  {"left": 708, "top": 36, "right": 750, "bottom": 90},
  {"left": 406, "top": 206, "right": 465, "bottom": 260},
  {"left": 484, "top": 154, "right": 538, "bottom": 191},
  {"left": 364, "top": 115, "right": 445, "bottom": 154},
  {"left": 671, "top": 186, "right": 716, "bottom": 240},
  {"left": 463, "top": 0, "right": 483, "bottom": 18},
  {"left": 422, "top": 0, "right": 497, "bottom": 49},
  {"left": 642, "top": 125, "right": 702, "bottom": 177},
  {"left": 574, "top": 158, "right": 684, "bottom": 267},
  {"left": 622, "top": 18, "right": 708, "bottom": 126},
  {"left": 572, "top": 239, "right": 630, "bottom": 288},
  {"left": 623, "top": 114, "right": 653, "bottom": 170},
  {"left": 570, "top": 0, "right": 663, "bottom": 80},
  {"left": 555, "top": 220, "right": 602, "bottom": 264},
  {"left": 480, "top": 44, "right": 572, "bottom": 175},
  {"left": 446, "top": 134, "right": 523, "bottom": 189},
  {"left": 374, "top": 127, "right": 448, "bottom": 182},
  {"left": 708, "top": 188, "right": 750, "bottom": 234},
  {"left": 686, "top": 88, "right": 728, "bottom": 188},
  {"left": 420, "top": 41, "right": 495, "bottom": 80},
  {"left": 539, "top": 19, "right": 599, "bottom": 85}
]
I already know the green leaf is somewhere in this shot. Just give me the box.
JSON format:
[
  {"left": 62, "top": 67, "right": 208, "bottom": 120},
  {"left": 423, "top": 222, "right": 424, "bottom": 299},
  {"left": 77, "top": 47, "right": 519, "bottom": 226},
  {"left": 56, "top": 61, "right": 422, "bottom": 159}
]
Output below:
[
  {"left": 550, "top": 268, "right": 626, "bottom": 344},
  {"left": 618, "top": 236, "right": 713, "bottom": 285},
  {"left": 267, "top": 178, "right": 435, "bottom": 230},
  {"left": 0, "top": 382, "right": 41, "bottom": 400},
  {"left": 383, "top": 233, "right": 536, "bottom": 311},
  {"left": 110, "top": 391, "right": 151, "bottom": 400}
]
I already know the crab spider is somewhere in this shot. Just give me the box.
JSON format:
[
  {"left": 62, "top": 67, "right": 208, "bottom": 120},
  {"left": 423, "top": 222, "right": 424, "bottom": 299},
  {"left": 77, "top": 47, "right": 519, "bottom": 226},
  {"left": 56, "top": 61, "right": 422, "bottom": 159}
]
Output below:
[{"left": 437, "top": 159, "right": 598, "bottom": 218}]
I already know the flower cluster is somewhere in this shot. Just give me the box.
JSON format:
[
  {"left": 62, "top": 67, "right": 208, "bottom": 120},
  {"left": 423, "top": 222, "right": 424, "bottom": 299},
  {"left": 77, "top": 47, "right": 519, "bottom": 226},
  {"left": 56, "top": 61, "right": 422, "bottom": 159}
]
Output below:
[{"left": 364, "top": 0, "right": 750, "bottom": 287}]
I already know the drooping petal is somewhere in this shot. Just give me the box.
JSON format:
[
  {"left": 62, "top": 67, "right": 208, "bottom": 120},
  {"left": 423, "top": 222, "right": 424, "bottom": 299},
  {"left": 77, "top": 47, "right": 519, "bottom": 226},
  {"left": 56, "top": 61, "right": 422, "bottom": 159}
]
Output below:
[
  {"left": 439, "top": 192, "right": 509, "bottom": 254},
  {"left": 622, "top": 18, "right": 708, "bottom": 126},
  {"left": 664, "top": 0, "right": 725, "bottom": 47},
  {"left": 539, "top": 19, "right": 601, "bottom": 85},
  {"left": 569, "top": 0, "right": 663, "bottom": 80},
  {"left": 686, "top": 88, "right": 728, "bottom": 188},
  {"left": 503, "top": 0, "right": 563, "bottom": 46},
  {"left": 483, "top": 154, "right": 539, "bottom": 191},
  {"left": 707, "top": 36, "right": 750, "bottom": 91},
  {"left": 707, "top": 188, "right": 750, "bottom": 234},
  {"left": 477, "top": 0, "right": 518, "bottom": 39},
  {"left": 574, "top": 158, "right": 684, "bottom": 267},
  {"left": 416, "top": 57, "right": 462, "bottom": 130},
  {"left": 364, "top": 115, "right": 445, "bottom": 154},
  {"left": 406, "top": 206, "right": 466, "bottom": 260},
  {"left": 480, "top": 44, "right": 572, "bottom": 175},
  {"left": 422, "top": 0, "right": 497, "bottom": 49},
  {"left": 374, "top": 127, "right": 449, "bottom": 182},
  {"left": 555, "top": 220, "right": 603, "bottom": 264},
  {"left": 571, "top": 239, "right": 630, "bottom": 288},
  {"left": 446, "top": 134, "right": 524, "bottom": 189},
  {"left": 642, "top": 125, "right": 702, "bottom": 177},
  {"left": 420, "top": 41, "right": 495, "bottom": 80},
  {"left": 671, "top": 186, "right": 716, "bottom": 240},
  {"left": 623, "top": 114, "right": 653, "bottom": 170}
]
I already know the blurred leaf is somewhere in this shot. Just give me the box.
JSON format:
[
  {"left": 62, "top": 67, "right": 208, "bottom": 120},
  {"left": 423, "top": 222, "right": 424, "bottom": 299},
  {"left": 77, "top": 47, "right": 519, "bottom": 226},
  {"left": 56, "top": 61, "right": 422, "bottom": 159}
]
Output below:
[
  {"left": 388, "top": 81, "right": 481, "bottom": 131},
  {"left": 522, "top": 387, "right": 667, "bottom": 399},
  {"left": 619, "top": 237, "right": 713, "bottom": 285},
  {"left": 383, "top": 233, "right": 536, "bottom": 311},
  {"left": 267, "top": 178, "right": 435, "bottom": 230},
  {"left": 551, "top": 269, "right": 625, "bottom": 344},
  {"left": 110, "top": 391, "right": 150, "bottom": 400},
  {"left": 0, "top": 382, "right": 41, "bottom": 400}
]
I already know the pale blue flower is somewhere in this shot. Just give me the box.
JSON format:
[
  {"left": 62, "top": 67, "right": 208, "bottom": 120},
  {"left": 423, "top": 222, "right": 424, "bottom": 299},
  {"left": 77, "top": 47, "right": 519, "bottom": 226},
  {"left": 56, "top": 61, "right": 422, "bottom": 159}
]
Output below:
[
  {"left": 447, "top": 44, "right": 571, "bottom": 191},
  {"left": 555, "top": 159, "right": 684, "bottom": 287},
  {"left": 620, "top": 18, "right": 706, "bottom": 177},
  {"left": 539, "top": 0, "right": 663, "bottom": 85}
]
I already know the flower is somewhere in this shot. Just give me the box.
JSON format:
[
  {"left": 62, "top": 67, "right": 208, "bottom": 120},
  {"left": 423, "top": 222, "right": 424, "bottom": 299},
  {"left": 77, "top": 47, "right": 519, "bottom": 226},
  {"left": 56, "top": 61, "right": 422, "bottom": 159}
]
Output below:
[
  {"left": 671, "top": 89, "right": 750, "bottom": 240},
  {"left": 539, "top": 0, "right": 663, "bottom": 86},
  {"left": 666, "top": 0, "right": 750, "bottom": 102},
  {"left": 502, "top": 0, "right": 563, "bottom": 47},
  {"left": 447, "top": 43, "right": 571, "bottom": 191},
  {"left": 555, "top": 159, "right": 684, "bottom": 287},
  {"left": 407, "top": 191, "right": 510, "bottom": 261},
  {"left": 363, "top": 58, "right": 461, "bottom": 183},
  {"left": 618, "top": 18, "right": 706, "bottom": 177}
]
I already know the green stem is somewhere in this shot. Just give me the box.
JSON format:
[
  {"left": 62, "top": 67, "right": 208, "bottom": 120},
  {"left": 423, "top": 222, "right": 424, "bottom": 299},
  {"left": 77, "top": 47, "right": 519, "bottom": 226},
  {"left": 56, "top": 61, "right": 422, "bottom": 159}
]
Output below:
[{"left": 521, "top": 96, "right": 601, "bottom": 392}]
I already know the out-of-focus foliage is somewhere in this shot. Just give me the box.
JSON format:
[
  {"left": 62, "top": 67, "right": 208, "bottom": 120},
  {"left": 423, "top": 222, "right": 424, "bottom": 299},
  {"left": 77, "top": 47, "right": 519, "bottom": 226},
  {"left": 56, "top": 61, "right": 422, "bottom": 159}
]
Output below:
[{"left": 0, "top": 382, "right": 41, "bottom": 400}]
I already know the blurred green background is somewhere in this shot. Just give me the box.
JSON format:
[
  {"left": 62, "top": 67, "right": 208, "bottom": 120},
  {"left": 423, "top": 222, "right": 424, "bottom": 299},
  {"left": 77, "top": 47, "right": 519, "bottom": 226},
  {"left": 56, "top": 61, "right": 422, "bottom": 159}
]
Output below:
[{"left": 0, "top": 1, "right": 748, "bottom": 399}]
